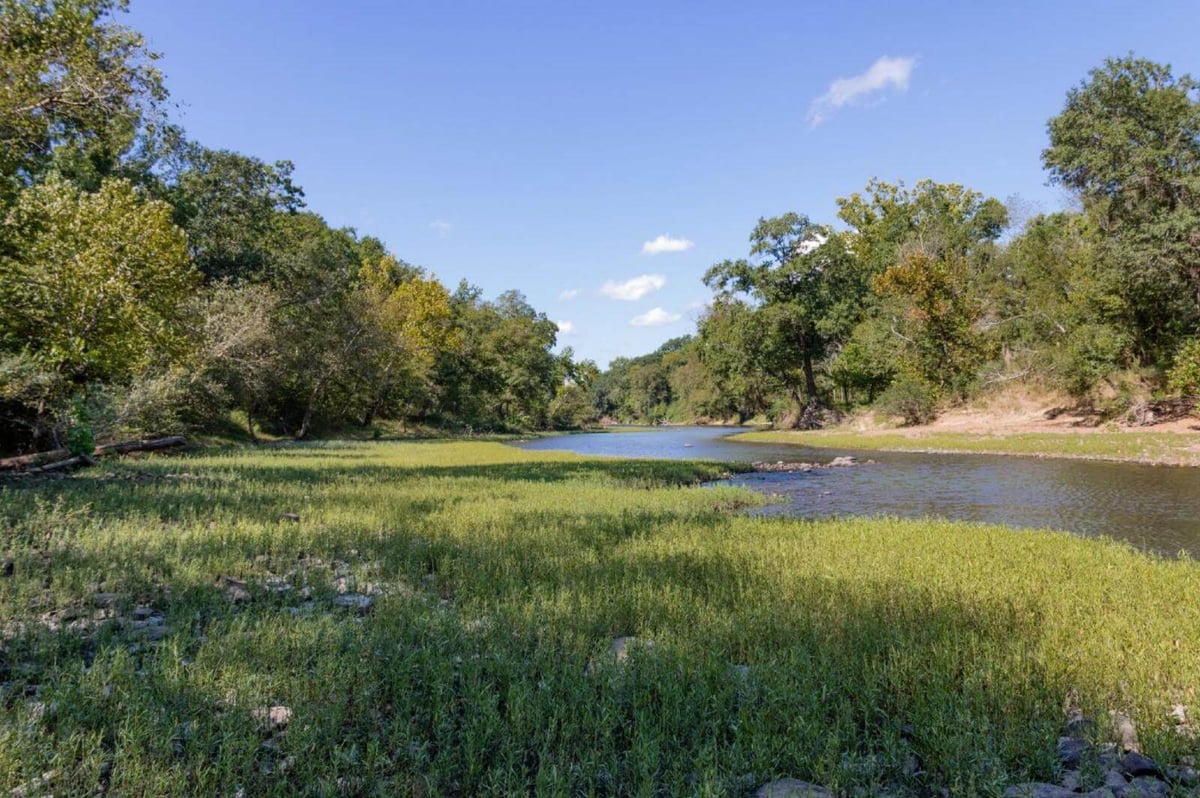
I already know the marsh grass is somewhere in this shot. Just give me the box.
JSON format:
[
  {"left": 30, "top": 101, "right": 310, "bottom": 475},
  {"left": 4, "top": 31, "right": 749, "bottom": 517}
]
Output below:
[
  {"left": 1, "top": 441, "right": 1199, "bottom": 795},
  {"left": 733, "top": 429, "right": 1200, "bottom": 467}
]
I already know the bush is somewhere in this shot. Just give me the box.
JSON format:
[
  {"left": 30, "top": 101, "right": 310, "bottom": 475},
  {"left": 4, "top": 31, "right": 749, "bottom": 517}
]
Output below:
[
  {"left": 1168, "top": 339, "right": 1200, "bottom": 395},
  {"left": 1054, "top": 324, "right": 1131, "bottom": 398},
  {"left": 874, "top": 376, "right": 938, "bottom": 426}
]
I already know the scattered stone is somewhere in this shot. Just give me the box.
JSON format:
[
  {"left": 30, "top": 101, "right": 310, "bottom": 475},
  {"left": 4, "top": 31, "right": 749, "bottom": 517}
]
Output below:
[
  {"left": 252, "top": 705, "right": 292, "bottom": 732},
  {"left": 131, "top": 606, "right": 155, "bottom": 621},
  {"left": 1058, "top": 735, "right": 1090, "bottom": 769},
  {"left": 730, "top": 664, "right": 751, "bottom": 679},
  {"left": 1112, "top": 711, "right": 1141, "bottom": 753},
  {"left": 278, "top": 512, "right": 300, "bottom": 523},
  {"left": 1103, "top": 770, "right": 1128, "bottom": 792},
  {"left": 263, "top": 577, "right": 292, "bottom": 594},
  {"left": 1003, "top": 785, "right": 1072, "bottom": 798},
  {"left": 332, "top": 593, "right": 373, "bottom": 613},
  {"left": 10, "top": 769, "right": 58, "bottom": 798},
  {"left": 1, "top": 557, "right": 13, "bottom": 577},
  {"left": 1166, "top": 765, "right": 1200, "bottom": 787},
  {"left": 91, "top": 592, "right": 119, "bottom": 608},
  {"left": 1060, "top": 770, "right": 1081, "bottom": 792},
  {"left": 827, "top": 456, "right": 859, "bottom": 467},
  {"left": 609, "top": 636, "right": 654, "bottom": 664},
  {"left": 754, "top": 779, "right": 834, "bottom": 797},
  {"left": 1122, "top": 752, "right": 1162, "bottom": 778},
  {"left": 1124, "top": 776, "right": 1169, "bottom": 797},
  {"left": 219, "top": 576, "right": 251, "bottom": 603}
]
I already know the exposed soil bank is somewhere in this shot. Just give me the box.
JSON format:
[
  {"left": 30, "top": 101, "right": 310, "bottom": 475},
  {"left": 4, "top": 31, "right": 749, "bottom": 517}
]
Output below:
[{"left": 733, "top": 403, "right": 1200, "bottom": 467}]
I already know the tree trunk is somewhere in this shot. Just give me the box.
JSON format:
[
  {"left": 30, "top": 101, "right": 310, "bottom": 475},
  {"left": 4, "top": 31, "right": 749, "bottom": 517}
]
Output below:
[{"left": 801, "top": 351, "right": 819, "bottom": 403}]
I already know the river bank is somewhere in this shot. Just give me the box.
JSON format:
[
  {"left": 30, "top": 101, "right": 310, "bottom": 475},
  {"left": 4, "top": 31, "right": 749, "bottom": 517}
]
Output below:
[
  {"left": 3, "top": 440, "right": 1200, "bottom": 794},
  {"left": 733, "top": 419, "right": 1200, "bottom": 467}
]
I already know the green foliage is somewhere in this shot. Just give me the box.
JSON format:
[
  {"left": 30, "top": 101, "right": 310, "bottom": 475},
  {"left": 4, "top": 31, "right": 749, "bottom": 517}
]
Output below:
[
  {"left": 1055, "top": 323, "right": 1132, "bottom": 398},
  {"left": 0, "top": 176, "right": 196, "bottom": 381},
  {"left": 1168, "top": 339, "right": 1200, "bottom": 395},
  {"left": 64, "top": 394, "right": 94, "bottom": 455},
  {"left": 1044, "top": 55, "right": 1200, "bottom": 362},
  {"left": 3, "top": 440, "right": 1200, "bottom": 792},
  {"left": 873, "top": 374, "right": 938, "bottom": 426},
  {"left": 0, "top": 0, "right": 167, "bottom": 202}
]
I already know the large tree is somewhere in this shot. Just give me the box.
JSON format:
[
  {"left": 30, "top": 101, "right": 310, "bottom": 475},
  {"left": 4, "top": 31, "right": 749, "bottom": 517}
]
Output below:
[
  {"left": 704, "top": 213, "right": 866, "bottom": 412},
  {"left": 1043, "top": 56, "right": 1200, "bottom": 361},
  {"left": 0, "top": 0, "right": 167, "bottom": 203}
]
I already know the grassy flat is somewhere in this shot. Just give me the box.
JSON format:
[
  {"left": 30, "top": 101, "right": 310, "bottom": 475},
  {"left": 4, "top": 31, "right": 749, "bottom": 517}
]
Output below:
[
  {"left": 732, "top": 428, "right": 1200, "bottom": 467},
  {"left": 2, "top": 441, "right": 1199, "bottom": 795}
]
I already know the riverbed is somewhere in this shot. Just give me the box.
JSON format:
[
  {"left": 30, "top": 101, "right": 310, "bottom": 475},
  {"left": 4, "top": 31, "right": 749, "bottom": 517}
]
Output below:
[{"left": 516, "top": 426, "right": 1200, "bottom": 556}]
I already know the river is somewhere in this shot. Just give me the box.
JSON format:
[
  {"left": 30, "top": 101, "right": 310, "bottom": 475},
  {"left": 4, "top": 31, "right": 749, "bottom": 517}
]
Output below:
[{"left": 515, "top": 426, "right": 1200, "bottom": 557}]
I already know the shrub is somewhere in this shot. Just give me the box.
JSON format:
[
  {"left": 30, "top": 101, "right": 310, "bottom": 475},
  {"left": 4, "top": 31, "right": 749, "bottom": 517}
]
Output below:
[
  {"left": 874, "top": 375, "right": 938, "bottom": 426},
  {"left": 1168, "top": 339, "right": 1200, "bottom": 395}
]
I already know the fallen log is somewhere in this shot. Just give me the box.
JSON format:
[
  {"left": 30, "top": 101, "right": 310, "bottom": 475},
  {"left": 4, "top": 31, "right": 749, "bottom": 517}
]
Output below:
[
  {"left": 94, "top": 435, "right": 187, "bottom": 456},
  {"left": 1, "top": 436, "right": 186, "bottom": 473}
]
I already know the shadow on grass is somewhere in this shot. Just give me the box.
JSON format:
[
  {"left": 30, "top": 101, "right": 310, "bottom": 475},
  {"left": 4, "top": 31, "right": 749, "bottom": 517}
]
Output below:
[{"left": 0, "top": 446, "right": 1080, "bottom": 795}]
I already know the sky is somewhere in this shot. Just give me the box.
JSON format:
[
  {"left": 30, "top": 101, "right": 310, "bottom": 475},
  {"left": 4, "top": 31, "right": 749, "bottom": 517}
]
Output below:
[{"left": 126, "top": 0, "right": 1200, "bottom": 368}]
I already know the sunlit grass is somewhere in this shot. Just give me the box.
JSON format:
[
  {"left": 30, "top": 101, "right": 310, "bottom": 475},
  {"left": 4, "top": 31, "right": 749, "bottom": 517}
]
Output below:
[
  {"left": 1, "top": 440, "right": 1198, "bottom": 795},
  {"left": 733, "top": 428, "right": 1200, "bottom": 466}
]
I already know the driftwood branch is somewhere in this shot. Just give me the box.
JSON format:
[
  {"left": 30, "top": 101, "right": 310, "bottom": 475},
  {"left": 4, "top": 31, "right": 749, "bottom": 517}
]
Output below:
[{"left": 0, "top": 436, "right": 186, "bottom": 474}]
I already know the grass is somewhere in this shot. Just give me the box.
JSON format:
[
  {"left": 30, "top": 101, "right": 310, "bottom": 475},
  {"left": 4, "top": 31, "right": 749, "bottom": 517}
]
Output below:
[
  {"left": 732, "top": 428, "right": 1200, "bottom": 466},
  {"left": 1, "top": 441, "right": 1199, "bottom": 795}
]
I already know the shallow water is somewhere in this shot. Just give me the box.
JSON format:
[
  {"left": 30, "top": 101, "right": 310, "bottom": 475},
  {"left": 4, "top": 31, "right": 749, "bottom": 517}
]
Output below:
[{"left": 516, "top": 426, "right": 1200, "bottom": 557}]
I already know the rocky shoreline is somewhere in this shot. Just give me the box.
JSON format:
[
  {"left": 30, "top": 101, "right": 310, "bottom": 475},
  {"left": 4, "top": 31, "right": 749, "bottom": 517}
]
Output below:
[{"left": 751, "top": 455, "right": 873, "bottom": 473}]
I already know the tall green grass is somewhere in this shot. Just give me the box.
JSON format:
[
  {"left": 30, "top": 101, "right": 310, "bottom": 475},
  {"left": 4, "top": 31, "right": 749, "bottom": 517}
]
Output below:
[{"left": 1, "top": 441, "right": 1198, "bottom": 795}]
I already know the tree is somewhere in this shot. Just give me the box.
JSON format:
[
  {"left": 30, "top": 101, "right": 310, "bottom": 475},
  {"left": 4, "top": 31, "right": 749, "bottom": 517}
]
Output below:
[
  {"left": 168, "top": 146, "right": 305, "bottom": 282},
  {"left": 1044, "top": 56, "right": 1200, "bottom": 361},
  {"left": 0, "top": 0, "right": 167, "bottom": 203},
  {"left": 0, "top": 175, "right": 195, "bottom": 381},
  {"left": 704, "top": 213, "right": 866, "bottom": 413}
]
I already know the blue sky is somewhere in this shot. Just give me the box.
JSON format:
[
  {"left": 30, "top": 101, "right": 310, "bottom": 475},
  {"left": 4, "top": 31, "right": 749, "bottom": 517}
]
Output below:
[{"left": 127, "top": 0, "right": 1200, "bottom": 368}]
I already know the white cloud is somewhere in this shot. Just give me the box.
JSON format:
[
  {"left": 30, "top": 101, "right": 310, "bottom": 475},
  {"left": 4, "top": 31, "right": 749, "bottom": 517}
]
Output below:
[
  {"left": 641, "top": 234, "right": 695, "bottom": 255},
  {"left": 430, "top": 219, "right": 452, "bottom": 238},
  {"left": 808, "top": 55, "right": 917, "bottom": 127},
  {"left": 630, "top": 307, "right": 682, "bottom": 327},
  {"left": 600, "top": 274, "right": 667, "bottom": 301},
  {"left": 555, "top": 320, "right": 576, "bottom": 335},
  {"left": 557, "top": 288, "right": 582, "bottom": 301}
]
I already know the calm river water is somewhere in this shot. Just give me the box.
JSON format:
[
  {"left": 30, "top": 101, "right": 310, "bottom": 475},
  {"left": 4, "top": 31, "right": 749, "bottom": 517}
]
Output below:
[{"left": 516, "top": 426, "right": 1200, "bottom": 557}]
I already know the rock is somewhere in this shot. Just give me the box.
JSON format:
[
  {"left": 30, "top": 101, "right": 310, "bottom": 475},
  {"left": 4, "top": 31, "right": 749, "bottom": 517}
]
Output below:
[
  {"left": 1124, "top": 777, "right": 1169, "bottom": 797},
  {"left": 1, "top": 557, "right": 13, "bottom": 577},
  {"left": 1061, "top": 771, "right": 1081, "bottom": 792},
  {"left": 1112, "top": 711, "right": 1141, "bottom": 753},
  {"left": 1058, "top": 735, "right": 1090, "bottom": 769},
  {"left": 1166, "top": 766, "right": 1200, "bottom": 786},
  {"left": 730, "top": 664, "right": 751, "bottom": 679},
  {"left": 1122, "top": 752, "right": 1162, "bottom": 778},
  {"left": 754, "top": 779, "right": 834, "bottom": 797},
  {"left": 252, "top": 704, "right": 292, "bottom": 732},
  {"left": 332, "top": 593, "right": 373, "bottom": 613},
  {"left": 92, "top": 592, "right": 119, "bottom": 608},
  {"left": 1104, "top": 770, "right": 1128, "bottom": 792},
  {"left": 10, "top": 770, "right": 58, "bottom": 798},
  {"left": 826, "top": 456, "right": 859, "bottom": 467},
  {"left": 1004, "top": 784, "right": 1078, "bottom": 798},
  {"left": 609, "top": 636, "right": 654, "bottom": 663},
  {"left": 219, "top": 576, "right": 251, "bottom": 603},
  {"left": 278, "top": 512, "right": 300, "bottom": 522}
]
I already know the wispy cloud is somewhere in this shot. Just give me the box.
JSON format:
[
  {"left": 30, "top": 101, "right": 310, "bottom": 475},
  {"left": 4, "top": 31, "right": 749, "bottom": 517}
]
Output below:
[
  {"left": 641, "top": 235, "right": 695, "bottom": 255},
  {"left": 808, "top": 55, "right": 917, "bottom": 127},
  {"left": 601, "top": 274, "right": 667, "bottom": 301},
  {"left": 630, "top": 307, "right": 681, "bottom": 327},
  {"left": 555, "top": 320, "right": 576, "bottom": 335},
  {"left": 557, "top": 288, "right": 582, "bottom": 301},
  {"left": 430, "top": 219, "right": 452, "bottom": 238}
]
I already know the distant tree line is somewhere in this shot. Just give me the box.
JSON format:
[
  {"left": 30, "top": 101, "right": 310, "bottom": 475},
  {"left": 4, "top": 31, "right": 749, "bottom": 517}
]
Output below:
[
  {"left": 0, "top": 0, "right": 598, "bottom": 454},
  {"left": 597, "top": 55, "right": 1200, "bottom": 427}
]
